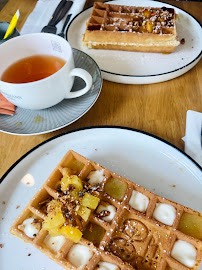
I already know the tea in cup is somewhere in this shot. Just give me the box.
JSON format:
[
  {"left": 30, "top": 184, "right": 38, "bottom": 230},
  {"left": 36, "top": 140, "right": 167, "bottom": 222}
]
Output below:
[{"left": 0, "top": 33, "right": 92, "bottom": 110}]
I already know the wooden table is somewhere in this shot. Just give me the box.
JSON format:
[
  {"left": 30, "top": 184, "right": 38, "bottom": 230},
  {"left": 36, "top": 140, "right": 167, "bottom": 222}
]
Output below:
[{"left": 0, "top": 0, "right": 201, "bottom": 178}]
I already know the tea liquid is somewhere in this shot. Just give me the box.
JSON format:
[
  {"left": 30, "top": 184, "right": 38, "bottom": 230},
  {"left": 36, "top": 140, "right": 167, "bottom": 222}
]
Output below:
[{"left": 1, "top": 55, "right": 66, "bottom": 84}]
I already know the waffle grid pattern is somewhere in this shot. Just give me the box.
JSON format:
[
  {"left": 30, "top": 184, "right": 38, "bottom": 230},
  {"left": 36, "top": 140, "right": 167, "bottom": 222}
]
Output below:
[
  {"left": 83, "top": 2, "right": 180, "bottom": 53},
  {"left": 87, "top": 2, "right": 176, "bottom": 34},
  {"left": 10, "top": 150, "right": 202, "bottom": 270}
]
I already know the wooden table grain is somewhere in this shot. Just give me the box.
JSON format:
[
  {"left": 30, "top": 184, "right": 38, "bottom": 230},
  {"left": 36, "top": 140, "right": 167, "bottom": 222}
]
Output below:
[{"left": 0, "top": 0, "right": 201, "bottom": 178}]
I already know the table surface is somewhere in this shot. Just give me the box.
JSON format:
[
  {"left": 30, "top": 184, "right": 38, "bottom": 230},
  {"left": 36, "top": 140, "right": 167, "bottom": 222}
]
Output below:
[{"left": 0, "top": 0, "right": 201, "bottom": 178}]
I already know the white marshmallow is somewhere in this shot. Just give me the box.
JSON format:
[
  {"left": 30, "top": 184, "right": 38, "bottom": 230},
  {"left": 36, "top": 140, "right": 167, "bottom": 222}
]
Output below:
[
  {"left": 87, "top": 170, "right": 104, "bottom": 185},
  {"left": 153, "top": 203, "right": 176, "bottom": 225},
  {"left": 129, "top": 190, "right": 149, "bottom": 213},
  {"left": 67, "top": 244, "right": 93, "bottom": 269},
  {"left": 96, "top": 204, "right": 116, "bottom": 222},
  {"left": 18, "top": 218, "right": 40, "bottom": 238},
  {"left": 171, "top": 240, "right": 197, "bottom": 268},
  {"left": 97, "top": 261, "right": 119, "bottom": 270},
  {"left": 44, "top": 235, "right": 66, "bottom": 252}
]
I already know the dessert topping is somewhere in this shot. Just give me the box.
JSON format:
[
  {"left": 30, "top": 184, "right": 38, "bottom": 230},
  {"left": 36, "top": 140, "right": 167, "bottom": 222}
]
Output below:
[
  {"left": 153, "top": 203, "right": 176, "bottom": 225},
  {"left": 171, "top": 240, "right": 197, "bottom": 267}
]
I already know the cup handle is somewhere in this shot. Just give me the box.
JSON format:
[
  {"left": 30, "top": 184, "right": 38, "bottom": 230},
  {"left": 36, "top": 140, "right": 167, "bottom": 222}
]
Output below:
[{"left": 65, "top": 68, "right": 92, "bottom": 98}]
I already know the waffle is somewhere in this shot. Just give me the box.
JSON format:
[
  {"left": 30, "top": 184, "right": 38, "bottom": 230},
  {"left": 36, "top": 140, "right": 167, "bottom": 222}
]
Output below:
[
  {"left": 82, "top": 2, "right": 180, "bottom": 53},
  {"left": 10, "top": 150, "right": 202, "bottom": 270}
]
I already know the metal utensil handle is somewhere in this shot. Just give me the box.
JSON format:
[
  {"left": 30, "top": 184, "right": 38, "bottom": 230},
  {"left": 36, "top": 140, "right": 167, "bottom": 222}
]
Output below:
[
  {"left": 62, "top": 14, "right": 72, "bottom": 32},
  {"left": 49, "top": 0, "right": 66, "bottom": 26},
  {"left": 54, "top": 1, "right": 73, "bottom": 26}
]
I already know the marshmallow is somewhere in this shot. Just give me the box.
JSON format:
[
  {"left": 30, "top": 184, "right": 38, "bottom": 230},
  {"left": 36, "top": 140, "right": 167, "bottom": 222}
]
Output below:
[
  {"left": 87, "top": 170, "right": 105, "bottom": 185},
  {"left": 18, "top": 218, "right": 40, "bottom": 238},
  {"left": 153, "top": 203, "right": 176, "bottom": 225},
  {"left": 97, "top": 261, "right": 119, "bottom": 270},
  {"left": 171, "top": 240, "right": 197, "bottom": 268},
  {"left": 129, "top": 190, "right": 149, "bottom": 213},
  {"left": 96, "top": 204, "right": 116, "bottom": 222},
  {"left": 44, "top": 235, "right": 66, "bottom": 252},
  {"left": 67, "top": 244, "right": 93, "bottom": 269}
]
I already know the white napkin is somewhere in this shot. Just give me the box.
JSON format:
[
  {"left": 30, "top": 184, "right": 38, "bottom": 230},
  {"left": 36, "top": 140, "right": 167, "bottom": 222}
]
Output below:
[
  {"left": 20, "top": 0, "right": 86, "bottom": 35},
  {"left": 182, "top": 110, "right": 202, "bottom": 167}
]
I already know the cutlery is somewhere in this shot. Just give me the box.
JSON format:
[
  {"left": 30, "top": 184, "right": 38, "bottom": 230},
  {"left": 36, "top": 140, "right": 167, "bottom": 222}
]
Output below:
[
  {"left": 58, "top": 14, "right": 72, "bottom": 38},
  {"left": 41, "top": 0, "right": 73, "bottom": 34}
]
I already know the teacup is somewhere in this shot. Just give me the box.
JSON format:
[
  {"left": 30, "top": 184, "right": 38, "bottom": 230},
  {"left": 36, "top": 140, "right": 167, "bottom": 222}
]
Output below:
[{"left": 0, "top": 33, "right": 92, "bottom": 110}]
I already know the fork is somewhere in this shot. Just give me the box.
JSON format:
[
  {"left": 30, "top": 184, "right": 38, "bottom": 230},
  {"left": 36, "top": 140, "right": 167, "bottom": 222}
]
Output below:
[{"left": 41, "top": 0, "right": 73, "bottom": 34}]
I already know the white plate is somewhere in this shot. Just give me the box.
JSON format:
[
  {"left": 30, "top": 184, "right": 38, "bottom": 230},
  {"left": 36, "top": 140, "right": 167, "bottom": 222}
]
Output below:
[
  {"left": 67, "top": 0, "right": 202, "bottom": 84},
  {"left": 0, "top": 127, "right": 202, "bottom": 270}
]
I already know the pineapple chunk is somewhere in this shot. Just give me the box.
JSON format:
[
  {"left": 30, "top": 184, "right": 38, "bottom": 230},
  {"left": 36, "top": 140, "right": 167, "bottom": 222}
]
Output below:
[
  {"left": 60, "top": 225, "right": 82, "bottom": 243},
  {"left": 47, "top": 200, "right": 62, "bottom": 213},
  {"left": 69, "top": 189, "right": 79, "bottom": 201},
  {"left": 61, "top": 175, "right": 83, "bottom": 192},
  {"left": 43, "top": 212, "right": 65, "bottom": 231},
  {"left": 48, "top": 228, "right": 60, "bottom": 237},
  {"left": 146, "top": 21, "right": 154, "bottom": 33},
  {"left": 81, "top": 193, "right": 100, "bottom": 209},
  {"left": 77, "top": 205, "right": 91, "bottom": 222}
]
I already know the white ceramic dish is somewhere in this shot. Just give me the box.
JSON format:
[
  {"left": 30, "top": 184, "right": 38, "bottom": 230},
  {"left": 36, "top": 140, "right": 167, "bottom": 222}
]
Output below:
[
  {"left": 67, "top": 0, "right": 202, "bottom": 84},
  {"left": 0, "top": 127, "right": 201, "bottom": 270}
]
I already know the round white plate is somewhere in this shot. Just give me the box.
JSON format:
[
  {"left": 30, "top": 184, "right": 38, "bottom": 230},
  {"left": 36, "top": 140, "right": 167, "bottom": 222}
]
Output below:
[
  {"left": 67, "top": 0, "right": 202, "bottom": 84},
  {"left": 0, "top": 127, "right": 201, "bottom": 270},
  {"left": 0, "top": 49, "right": 102, "bottom": 135}
]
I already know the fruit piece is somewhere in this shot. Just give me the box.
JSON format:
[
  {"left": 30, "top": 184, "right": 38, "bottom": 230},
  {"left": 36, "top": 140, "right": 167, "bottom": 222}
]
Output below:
[
  {"left": 61, "top": 175, "right": 83, "bottom": 192},
  {"left": 48, "top": 228, "right": 60, "bottom": 237},
  {"left": 144, "top": 9, "right": 151, "bottom": 18},
  {"left": 83, "top": 223, "right": 105, "bottom": 247},
  {"left": 47, "top": 200, "right": 62, "bottom": 213},
  {"left": 60, "top": 225, "right": 82, "bottom": 243},
  {"left": 68, "top": 158, "right": 84, "bottom": 172},
  {"left": 81, "top": 193, "right": 100, "bottom": 209},
  {"left": 69, "top": 189, "right": 79, "bottom": 201},
  {"left": 104, "top": 178, "right": 127, "bottom": 200},
  {"left": 43, "top": 212, "right": 65, "bottom": 231},
  {"left": 146, "top": 21, "right": 154, "bottom": 33},
  {"left": 77, "top": 205, "right": 91, "bottom": 222},
  {"left": 178, "top": 213, "right": 202, "bottom": 240}
]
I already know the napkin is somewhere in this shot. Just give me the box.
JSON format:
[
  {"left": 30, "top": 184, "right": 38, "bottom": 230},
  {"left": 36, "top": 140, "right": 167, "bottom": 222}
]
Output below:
[
  {"left": 20, "top": 0, "right": 86, "bottom": 35},
  {"left": 0, "top": 93, "right": 15, "bottom": 115},
  {"left": 182, "top": 110, "right": 202, "bottom": 167}
]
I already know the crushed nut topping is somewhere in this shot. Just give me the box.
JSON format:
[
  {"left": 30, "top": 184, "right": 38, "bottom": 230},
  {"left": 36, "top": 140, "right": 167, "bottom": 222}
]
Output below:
[{"left": 96, "top": 210, "right": 110, "bottom": 218}]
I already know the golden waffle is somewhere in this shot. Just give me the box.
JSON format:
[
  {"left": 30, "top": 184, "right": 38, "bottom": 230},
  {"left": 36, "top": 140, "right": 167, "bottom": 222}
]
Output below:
[
  {"left": 10, "top": 150, "right": 202, "bottom": 270},
  {"left": 82, "top": 2, "right": 180, "bottom": 53}
]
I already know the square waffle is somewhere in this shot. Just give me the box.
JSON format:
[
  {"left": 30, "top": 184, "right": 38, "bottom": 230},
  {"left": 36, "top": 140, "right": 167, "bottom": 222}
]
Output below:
[
  {"left": 10, "top": 150, "right": 202, "bottom": 270},
  {"left": 82, "top": 2, "right": 180, "bottom": 53}
]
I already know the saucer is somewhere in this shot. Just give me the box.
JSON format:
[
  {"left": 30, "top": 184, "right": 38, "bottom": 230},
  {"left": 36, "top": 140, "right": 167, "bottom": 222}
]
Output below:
[{"left": 0, "top": 49, "right": 102, "bottom": 135}]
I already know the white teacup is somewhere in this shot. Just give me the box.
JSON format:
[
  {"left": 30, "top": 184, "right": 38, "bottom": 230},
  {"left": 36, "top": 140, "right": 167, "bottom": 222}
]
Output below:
[{"left": 0, "top": 33, "right": 92, "bottom": 110}]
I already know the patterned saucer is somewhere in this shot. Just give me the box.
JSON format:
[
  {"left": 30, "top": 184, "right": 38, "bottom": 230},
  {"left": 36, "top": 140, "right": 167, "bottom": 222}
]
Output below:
[{"left": 0, "top": 49, "right": 102, "bottom": 135}]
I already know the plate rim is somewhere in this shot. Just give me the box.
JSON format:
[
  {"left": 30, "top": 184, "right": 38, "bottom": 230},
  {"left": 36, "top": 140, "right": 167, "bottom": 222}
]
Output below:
[
  {"left": 0, "top": 48, "right": 103, "bottom": 136},
  {"left": 1, "top": 125, "right": 201, "bottom": 184},
  {"left": 66, "top": 0, "right": 202, "bottom": 78}
]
